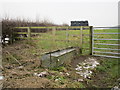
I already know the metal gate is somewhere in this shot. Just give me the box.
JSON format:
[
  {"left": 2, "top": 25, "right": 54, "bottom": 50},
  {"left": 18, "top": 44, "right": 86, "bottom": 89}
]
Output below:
[{"left": 92, "top": 27, "right": 120, "bottom": 58}]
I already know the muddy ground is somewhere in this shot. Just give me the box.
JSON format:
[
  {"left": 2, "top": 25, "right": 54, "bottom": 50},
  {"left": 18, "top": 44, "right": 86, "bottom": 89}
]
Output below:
[
  {"left": 2, "top": 55, "right": 101, "bottom": 88},
  {"left": 1, "top": 42, "right": 119, "bottom": 88}
]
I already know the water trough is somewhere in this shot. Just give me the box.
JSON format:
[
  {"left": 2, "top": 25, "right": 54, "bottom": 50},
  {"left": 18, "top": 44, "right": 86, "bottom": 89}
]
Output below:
[{"left": 41, "top": 47, "right": 81, "bottom": 68}]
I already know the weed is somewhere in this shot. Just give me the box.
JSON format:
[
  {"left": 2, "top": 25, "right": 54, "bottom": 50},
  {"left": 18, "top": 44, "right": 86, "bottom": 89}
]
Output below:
[
  {"left": 90, "top": 58, "right": 119, "bottom": 88},
  {"left": 67, "top": 81, "right": 85, "bottom": 88},
  {"left": 52, "top": 66, "right": 67, "bottom": 72}
]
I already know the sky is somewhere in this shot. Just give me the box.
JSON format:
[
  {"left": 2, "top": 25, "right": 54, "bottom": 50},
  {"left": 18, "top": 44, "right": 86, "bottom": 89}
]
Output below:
[{"left": 0, "top": 0, "right": 119, "bottom": 27}]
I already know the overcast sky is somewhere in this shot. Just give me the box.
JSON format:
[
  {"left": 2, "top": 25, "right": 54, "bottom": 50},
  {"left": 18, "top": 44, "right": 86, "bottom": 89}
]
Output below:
[{"left": 0, "top": 0, "right": 119, "bottom": 26}]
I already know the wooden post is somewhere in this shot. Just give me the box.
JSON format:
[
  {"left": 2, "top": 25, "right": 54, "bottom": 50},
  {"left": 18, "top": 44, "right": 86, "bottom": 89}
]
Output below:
[
  {"left": 66, "top": 27, "right": 69, "bottom": 42},
  {"left": 80, "top": 26, "right": 83, "bottom": 54},
  {"left": 52, "top": 27, "right": 56, "bottom": 49},
  {"left": 52, "top": 27, "right": 56, "bottom": 43},
  {"left": 27, "top": 27, "right": 31, "bottom": 40},
  {"left": 52, "top": 27, "right": 56, "bottom": 36},
  {"left": 47, "top": 27, "right": 49, "bottom": 32},
  {"left": 89, "top": 26, "right": 93, "bottom": 55}
]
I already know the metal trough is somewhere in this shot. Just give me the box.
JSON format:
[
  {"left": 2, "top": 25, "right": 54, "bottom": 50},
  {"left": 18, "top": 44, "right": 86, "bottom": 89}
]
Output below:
[{"left": 41, "top": 47, "right": 80, "bottom": 68}]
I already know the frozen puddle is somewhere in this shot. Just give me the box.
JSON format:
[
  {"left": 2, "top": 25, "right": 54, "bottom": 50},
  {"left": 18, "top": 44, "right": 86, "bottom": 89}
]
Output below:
[{"left": 75, "top": 57, "right": 99, "bottom": 79}]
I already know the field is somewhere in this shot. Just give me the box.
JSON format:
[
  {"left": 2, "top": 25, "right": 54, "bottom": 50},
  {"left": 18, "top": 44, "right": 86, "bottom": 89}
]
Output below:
[
  {"left": 2, "top": 28, "right": 120, "bottom": 88},
  {"left": 14, "top": 27, "right": 119, "bottom": 56}
]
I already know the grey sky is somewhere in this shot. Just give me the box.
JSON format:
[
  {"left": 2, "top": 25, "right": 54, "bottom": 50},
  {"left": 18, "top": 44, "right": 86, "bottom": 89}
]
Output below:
[{"left": 1, "top": 0, "right": 119, "bottom": 26}]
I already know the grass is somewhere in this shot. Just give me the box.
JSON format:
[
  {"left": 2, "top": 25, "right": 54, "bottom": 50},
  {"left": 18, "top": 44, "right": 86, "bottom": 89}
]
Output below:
[
  {"left": 12, "top": 28, "right": 119, "bottom": 59},
  {"left": 21, "top": 28, "right": 119, "bottom": 56},
  {"left": 14, "top": 28, "right": 119, "bottom": 66},
  {"left": 90, "top": 58, "right": 119, "bottom": 88},
  {"left": 3, "top": 28, "right": 120, "bottom": 88},
  {"left": 26, "top": 29, "right": 90, "bottom": 54},
  {"left": 28, "top": 28, "right": 119, "bottom": 88}
]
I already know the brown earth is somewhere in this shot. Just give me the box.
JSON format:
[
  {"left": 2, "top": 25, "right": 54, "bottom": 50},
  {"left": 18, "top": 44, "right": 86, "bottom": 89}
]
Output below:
[{"left": 2, "top": 41, "right": 109, "bottom": 88}]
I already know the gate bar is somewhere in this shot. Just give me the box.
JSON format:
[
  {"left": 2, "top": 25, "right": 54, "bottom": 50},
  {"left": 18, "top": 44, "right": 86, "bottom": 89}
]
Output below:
[
  {"left": 94, "top": 43, "right": 120, "bottom": 46},
  {"left": 93, "top": 39, "right": 120, "bottom": 41},
  {"left": 93, "top": 54, "right": 120, "bottom": 59},
  {"left": 93, "top": 27, "right": 120, "bottom": 28},
  {"left": 93, "top": 51, "right": 120, "bottom": 55},
  {"left": 93, "top": 47, "right": 120, "bottom": 51},
  {"left": 93, "top": 33, "right": 120, "bottom": 35}
]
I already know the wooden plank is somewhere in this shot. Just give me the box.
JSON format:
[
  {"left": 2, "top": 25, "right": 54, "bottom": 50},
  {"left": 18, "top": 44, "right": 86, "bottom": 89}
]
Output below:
[
  {"left": 15, "top": 26, "right": 91, "bottom": 29},
  {"left": 82, "top": 34, "right": 91, "bottom": 36},
  {"left": 30, "top": 38, "right": 81, "bottom": 42},
  {"left": 15, "top": 37, "right": 28, "bottom": 39},
  {"left": 31, "top": 33, "right": 42, "bottom": 35},
  {"left": 15, "top": 27, "right": 29, "bottom": 29},
  {"left": 14, "top": 32, "right": 28, "bottom": 34}
]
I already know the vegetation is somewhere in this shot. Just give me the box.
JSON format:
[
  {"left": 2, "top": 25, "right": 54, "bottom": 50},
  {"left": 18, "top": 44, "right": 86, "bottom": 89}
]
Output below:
[
  {"left": 2, "top": 18, "right": 119, "bottom": 88},
  {"left": 87, "top": 58, "right": 119, "bottom": 88},
  {"left": 1, "top": 17, "right": 57, "bottom": 43}
]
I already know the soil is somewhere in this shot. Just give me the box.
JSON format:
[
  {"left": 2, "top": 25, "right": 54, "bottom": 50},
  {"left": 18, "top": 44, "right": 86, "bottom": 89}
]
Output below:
[
  {"left": 4, "top": 76, "right": 51, "bottom": 88},
  {"left": 3, "top": 56, "right": 103, "bottom": 88},
  {"left": 1, "top": 42, "right": 113, "bottom": 88},
  {"left": 71, "top": 55, "right": 102, "bottom": 68}
]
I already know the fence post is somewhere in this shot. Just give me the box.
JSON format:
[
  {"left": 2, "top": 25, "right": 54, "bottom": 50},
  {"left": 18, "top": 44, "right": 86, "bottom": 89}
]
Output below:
[
  {"left": 52, "top": 27, "right": 56, "bottom": 36},
  {"left": 52, "top": 27, "right": 56, "bottom": 49},
  {"left": 89, "top": 26, "right": 93, "bottom": 55},
  {"left": 80, "top": 26, "right": 83, "bottom": 54},
  {"left": 27, "top": 27, "right": 31, "bottom": 40},
  {"left": 66, "top": 27, "right": 69, "bottom": 42}
]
